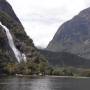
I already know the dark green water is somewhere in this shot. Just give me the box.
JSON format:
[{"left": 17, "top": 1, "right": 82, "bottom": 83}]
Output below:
[{"left": 0, "top": 76, "right": 90, "bottom": 90}]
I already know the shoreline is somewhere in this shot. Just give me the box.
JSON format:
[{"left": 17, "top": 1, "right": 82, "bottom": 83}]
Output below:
[
  {"left": 15, "top": 74, "right": 90, "bottom": 79},
  {"left": 1, "top": 74, "right": 90, "bottom": 79},
  {"left": 46, "top": 75, "right": 90, "bottom": 79}
]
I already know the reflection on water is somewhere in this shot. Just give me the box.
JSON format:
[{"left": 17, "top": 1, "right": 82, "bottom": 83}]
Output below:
[{"left": 0, "top": 76, "right": 90, "bottom": 90}]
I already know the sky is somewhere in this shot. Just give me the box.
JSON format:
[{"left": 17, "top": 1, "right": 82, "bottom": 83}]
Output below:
[{"left": 7, "top": 0, "right": 90, "bottom": 48}]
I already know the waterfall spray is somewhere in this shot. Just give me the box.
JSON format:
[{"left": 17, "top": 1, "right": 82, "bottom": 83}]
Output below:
[{"left": 0, "top": 22, "right": 26, "bottom": 62}]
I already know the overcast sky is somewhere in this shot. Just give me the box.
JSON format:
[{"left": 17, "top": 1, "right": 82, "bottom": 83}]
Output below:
[{"left": 7, "top": 0, "right": 90, "bottom": 48}]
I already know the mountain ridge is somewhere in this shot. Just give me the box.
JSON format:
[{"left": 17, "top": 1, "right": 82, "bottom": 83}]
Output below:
[{"left": 39, "top": 49, "right": 90, "bottom": 68}]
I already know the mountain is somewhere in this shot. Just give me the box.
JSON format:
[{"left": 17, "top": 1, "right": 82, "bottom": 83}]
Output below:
[
  {"left": 0, "top": 0, "right": 48, "bottom": 74},
  {"left": 39, "top": 50, "right": 90, "bottom": 68},
  {"left": 0, "top": 0, "right": 40, "bottom": 61},
  {"left": 0, "top": 0, "right": 35, "bottom": 61},
  {"left": 47, "top": 7, "right": 90, "bottom": 59}
]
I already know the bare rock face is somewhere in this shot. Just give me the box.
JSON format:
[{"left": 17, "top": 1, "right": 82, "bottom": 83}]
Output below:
[{"left": 47, "top": 7, "right": 90, "bottom": 59}]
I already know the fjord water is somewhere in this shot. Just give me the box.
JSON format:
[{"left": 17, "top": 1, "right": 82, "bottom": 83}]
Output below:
[{"left": 0, "top": 76, "right": 90, "bottom": 90}]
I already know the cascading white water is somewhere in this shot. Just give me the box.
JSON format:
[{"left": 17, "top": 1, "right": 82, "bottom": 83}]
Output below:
[
  {"left": 0, "top": 22, "right": 26, "bottom": 62},
  {"left": 22, "top": 53, "right": 27, "bottom": 62}
]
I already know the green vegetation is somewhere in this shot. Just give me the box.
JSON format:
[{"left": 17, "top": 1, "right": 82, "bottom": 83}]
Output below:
[
  {"left": 2, "top": 60, "right": 48, "bottom": 75},
  {"left": 45, "top": 66, "right": 90, "bottom": 77},
  {"left": 2, "top": 61, "right": 90, "bottom": 77}
]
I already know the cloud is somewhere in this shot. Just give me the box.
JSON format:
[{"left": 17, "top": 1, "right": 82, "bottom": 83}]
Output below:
[
  {"left": 7, "top": 0, "right": 89, "bottom": 48},
  {"left": 84, "top": 0, "right": 90, "bottom": 7}
]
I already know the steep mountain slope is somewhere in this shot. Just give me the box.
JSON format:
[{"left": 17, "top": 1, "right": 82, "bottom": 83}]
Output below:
[
  {"left": 0, "top": 0, "right": 36, "bottom": 61},
  {"left": 47, "top": 7, "right": 90, "bottom": 59},
  {"left": 0, "top": 0, "right": 40, "bottom": 62},
  {"left": 39, "top": 50, "right": 90, "bottom": 68},
  {"left": 0, "top": 0, "right": 21, "bottom": 23}
]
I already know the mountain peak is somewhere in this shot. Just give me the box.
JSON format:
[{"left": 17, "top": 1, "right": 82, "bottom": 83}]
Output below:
[
  {"left": 0, "top": 0, "right": 21, "bottom": 23},
  {"left": 80, "top": 7, "right": 90, "bottom": 14},
  {"left": 47, "top": 7, "right": 90, "bottom": 59}
]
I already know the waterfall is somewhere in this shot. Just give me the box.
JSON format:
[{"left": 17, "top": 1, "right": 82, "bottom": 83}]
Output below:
[
  {"left": 0, "top": 22, "right": 26, "bottom": 62},
  {"left": 22, "top": 53, "right": 27, "bottom": 62}
]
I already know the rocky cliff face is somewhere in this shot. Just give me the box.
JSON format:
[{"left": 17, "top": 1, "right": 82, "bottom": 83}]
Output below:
[{"left": 47, "top": 7, "right": 90, "bottom": 59}]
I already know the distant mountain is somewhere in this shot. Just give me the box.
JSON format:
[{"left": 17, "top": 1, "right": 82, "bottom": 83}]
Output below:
[
  {"left": 39, "top": 50, "right": 90, "bottom": 68},
  {"left": 47, "top": 7, "right": 90, "bottom": 59}
]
